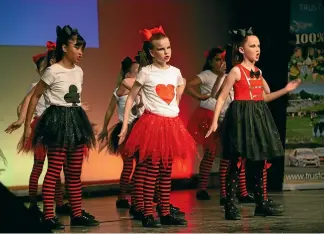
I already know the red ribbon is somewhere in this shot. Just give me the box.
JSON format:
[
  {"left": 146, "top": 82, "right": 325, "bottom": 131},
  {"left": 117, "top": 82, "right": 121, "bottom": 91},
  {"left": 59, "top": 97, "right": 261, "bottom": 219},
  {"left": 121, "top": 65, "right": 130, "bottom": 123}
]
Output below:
[
  {"left": 46, "top": 41, "right": 56, "bottom": 51},
  {"left": 139, "top": 25, "right": 166, "bottom": 42}
]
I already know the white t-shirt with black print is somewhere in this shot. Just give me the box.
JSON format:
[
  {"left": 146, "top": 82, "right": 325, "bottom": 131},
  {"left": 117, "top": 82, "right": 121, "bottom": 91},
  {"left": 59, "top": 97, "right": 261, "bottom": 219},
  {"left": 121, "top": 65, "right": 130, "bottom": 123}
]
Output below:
[{"left": 41, "top": 64, "right": 83, "bottom": 107}]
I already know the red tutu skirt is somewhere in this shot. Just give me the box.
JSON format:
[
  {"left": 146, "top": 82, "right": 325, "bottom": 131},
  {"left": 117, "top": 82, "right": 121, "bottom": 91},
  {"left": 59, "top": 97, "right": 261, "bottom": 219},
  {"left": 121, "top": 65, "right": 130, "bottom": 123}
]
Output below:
[
  {"left": 187, "top": 107, "right": 219, "bottom": 153},
  {"left": 17, "top": 117, "right": 46, "bottom": 160},
  {"left": 121, "top": 111, "right": 197, "bottom": 168}
]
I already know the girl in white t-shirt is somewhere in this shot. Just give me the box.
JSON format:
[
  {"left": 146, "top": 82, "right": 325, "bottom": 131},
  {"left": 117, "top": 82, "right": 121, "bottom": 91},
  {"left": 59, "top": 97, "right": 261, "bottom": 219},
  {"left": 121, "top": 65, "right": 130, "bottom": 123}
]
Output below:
[
  {"left": 186, "top": 48, "right": 226, "bottom": 200},
  {"left": 5, "top": 42, "right": 73, "bottom": 215},
  {"left": 23, "top": 25, "right": 99, "bottom": 229},
  {"left": 98, "top": 56, "right": 140, "bottom": 209},
  {"left": 119, "top": 26, "right": 195, "bottom": 227}
]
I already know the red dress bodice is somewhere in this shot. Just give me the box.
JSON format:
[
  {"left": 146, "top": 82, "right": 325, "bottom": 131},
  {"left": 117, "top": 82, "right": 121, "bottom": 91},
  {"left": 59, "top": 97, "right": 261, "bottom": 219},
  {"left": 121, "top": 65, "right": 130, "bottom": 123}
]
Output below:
[{"left": 233, "top": 64, "right": 264, "bottom": 101}]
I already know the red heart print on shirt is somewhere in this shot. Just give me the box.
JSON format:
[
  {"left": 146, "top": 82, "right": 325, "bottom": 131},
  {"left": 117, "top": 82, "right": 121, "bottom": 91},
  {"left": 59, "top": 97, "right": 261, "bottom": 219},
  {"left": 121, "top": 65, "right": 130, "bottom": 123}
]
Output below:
[{"left": 155, "top": 84, "right": 175, "bottom": 105}]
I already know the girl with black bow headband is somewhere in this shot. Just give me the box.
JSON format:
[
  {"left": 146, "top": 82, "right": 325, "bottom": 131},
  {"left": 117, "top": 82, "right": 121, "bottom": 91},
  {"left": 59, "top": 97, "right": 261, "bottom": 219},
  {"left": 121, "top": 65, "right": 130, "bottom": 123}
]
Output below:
[{"left": 206, "top": 27, "right": 301, "bottom": 220}]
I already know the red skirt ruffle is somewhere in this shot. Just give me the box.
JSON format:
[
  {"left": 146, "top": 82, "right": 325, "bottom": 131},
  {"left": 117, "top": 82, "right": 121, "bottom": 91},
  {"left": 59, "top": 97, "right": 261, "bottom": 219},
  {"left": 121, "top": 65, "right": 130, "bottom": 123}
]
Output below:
[
  {"left": 187, "top": 107, "right": 219, "bottom": 153},
  {"left": 121, "top": 111, "right": 197, "bottom": 168},
  {"left": 17, "top": 117, "right": 46, "bottom": 160}
]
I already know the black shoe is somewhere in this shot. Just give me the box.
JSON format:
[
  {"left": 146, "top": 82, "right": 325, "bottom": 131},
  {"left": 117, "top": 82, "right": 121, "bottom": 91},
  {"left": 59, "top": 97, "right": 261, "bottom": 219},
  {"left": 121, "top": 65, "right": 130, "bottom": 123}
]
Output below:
[
  {"left": 160, "top": 214, "right": 187, "bottom": 226},
  {"left": 254, "top": 201, "right": 284, "bottom": 217},
  {"left": 70, "top": 215, "right": 100, "bottom": 227},
  {"left": 28, "top": 204, "right": 43, "bottom": 219},
  {"left": 170, "top": 205, "right": 185, "bottom": 216},
  {"left": 225, "top": 203, "right": 241, "bottom": 220},
  {"left": 196, "top": 190, "right": 211, "bottom": 200},
  {"left": 43, "top": 217, "right": 65, "bottom": 230},
  {"left": 220, "top": 197, "right": 226, "bottom": 206},
  {"left": 130, "top": 207, "right": 144, "bottom": 220},
  {"left": 82, "top": 210, "right": 96, "bottom": 220},
  {"left": 238, "top": 193, "right": 255, "bottom": 203},
  {"left": 157, "top": 205, "right": 185, "bottom": 217},
  {"left": 142, "top": 215, "right": 161, "bottom": 228},
  {"left": 267, "top": 198, "right": 283, "bottom": 209},
  {"left": 170, "top": 204, "right": 180, "bottom": 211},
  {"left": 116, "top": 199, "right": 131, "bottom": 209},
  {"left": 56, "top": 203, "right": 71, "bottom": 215}
]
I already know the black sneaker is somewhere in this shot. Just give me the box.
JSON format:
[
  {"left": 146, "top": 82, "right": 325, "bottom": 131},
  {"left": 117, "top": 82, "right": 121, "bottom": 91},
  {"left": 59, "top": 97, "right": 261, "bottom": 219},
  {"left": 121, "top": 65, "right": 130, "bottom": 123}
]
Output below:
[
  {"left": 254, "top": 201, "right": 284, "bottom": 216},
  {"left": 267, "top": 198, "right": 283, "bottom": 209},
  {"left": 82, "top": 210, "right": 96, "bottom": 220},
  {"left": 170, "top": 204, "right": 180, "bottom": 211},
  {"left": 238, "top": 193, "right": 255, "bottom": 203},
  {"left": 70, "top": 215, "right": 100, "bottom": 227},
  {"left": 196, "top": 190, "right": 211, "bottom": 200},
  {"left": 157, "top": 205, "right": 185, "bottom": 217},
  {"left": 56, "top": 203, "right": 71, "bottom": 215},
  {"left": 43, "top": 217, "right": 65, "bottom": 230},
  {"left": 225, "top": 203, "right": 241, "bottom": 220},
  {"left": 160, "top": 214, "right": 187, "bottom": 226},
  {"left": 142, "top": 215, "right": 161, "bottom": 228},
  {"left": 116, "top": 199, "right": 131, "bottom": 209}
]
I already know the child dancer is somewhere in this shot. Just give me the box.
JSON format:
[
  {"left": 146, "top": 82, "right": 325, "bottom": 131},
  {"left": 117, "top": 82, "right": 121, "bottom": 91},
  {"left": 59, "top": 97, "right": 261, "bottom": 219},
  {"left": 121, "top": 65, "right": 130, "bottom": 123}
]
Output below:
[
  {"left": 5, "top": 42, "right": 71, "bottom": 216},
  {"left": 98, "top": 56, "right": 140, "bottom": 209},
  {"left": 119, "top": 26, "right": 195, "bottom": 227},
  {"left": 206, "top": 28, "right": 300, "bottom": 220},
  {"left": 23, "top": 25, "right": 99, "bottom": 229}
]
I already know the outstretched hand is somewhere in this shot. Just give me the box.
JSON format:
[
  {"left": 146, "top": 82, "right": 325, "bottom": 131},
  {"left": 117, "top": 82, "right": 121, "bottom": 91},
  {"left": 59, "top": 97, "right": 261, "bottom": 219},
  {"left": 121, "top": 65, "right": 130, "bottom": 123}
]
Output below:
[
  {"left": 5, "top": 120, "right": 24, "bottom": 134},
  {"left": 286, "top": 78, "right": 301, "bottom": 92},
  {"left": 205, "top": 122, "right": 218, "bottom": 138}
]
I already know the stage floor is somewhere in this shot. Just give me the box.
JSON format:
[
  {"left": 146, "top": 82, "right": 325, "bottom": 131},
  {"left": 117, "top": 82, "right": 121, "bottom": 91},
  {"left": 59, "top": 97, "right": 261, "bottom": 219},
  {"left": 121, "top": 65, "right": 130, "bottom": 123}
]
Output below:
[{"left": 49, "top": 189, "right": 323, "bottom": 233}]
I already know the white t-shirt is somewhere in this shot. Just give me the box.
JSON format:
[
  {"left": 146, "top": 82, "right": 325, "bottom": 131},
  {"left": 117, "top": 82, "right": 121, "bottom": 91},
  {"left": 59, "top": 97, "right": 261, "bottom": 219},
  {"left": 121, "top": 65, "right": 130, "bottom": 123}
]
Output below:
[
  {"left": 197, "top": 70, "right": 219, "bottom": 111},
  {"left": 136, "top": 65, "right": 183, "bottom": 117},
  {"left": 114, "top": 88, "right": 138, "bottom": 124},
  {"left": 41, "top": 64, "right": 83, "bottom": 107},
  {"left": 27, "top": 82, "right": 46, "bottom": 116}
]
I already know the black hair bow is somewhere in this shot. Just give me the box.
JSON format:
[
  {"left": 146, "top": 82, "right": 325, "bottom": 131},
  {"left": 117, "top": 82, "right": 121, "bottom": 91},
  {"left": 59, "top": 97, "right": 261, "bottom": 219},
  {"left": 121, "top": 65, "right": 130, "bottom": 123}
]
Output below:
[{"left": 229, "top": 27, "right": 254, "bottom": 37}]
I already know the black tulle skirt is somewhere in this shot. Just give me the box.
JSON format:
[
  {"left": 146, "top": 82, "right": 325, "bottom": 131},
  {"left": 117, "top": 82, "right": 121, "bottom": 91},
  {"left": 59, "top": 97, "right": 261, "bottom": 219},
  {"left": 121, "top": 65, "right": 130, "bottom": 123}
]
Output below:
[
  {"left": 99, "top": 119, "right": 138, "bottom": 154},
  {"left": 32, "top": 105, "right": 96, "bottom": 150},
  {"left": 221, "top": 100, "right": 284, "bottom": 161}
]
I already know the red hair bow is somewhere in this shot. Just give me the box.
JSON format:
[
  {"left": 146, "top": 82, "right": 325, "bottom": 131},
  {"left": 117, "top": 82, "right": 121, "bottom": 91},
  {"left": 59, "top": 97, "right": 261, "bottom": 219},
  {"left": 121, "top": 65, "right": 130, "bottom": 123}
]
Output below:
[
  {"left": 221, "top": 50, "right": 226, "bottom": 60},
  {"left": 139, "top": 25, "right": 165, "bottom": 42},
  {"left": 46, "top": 41, "right": 56, "bottom": 51},
  {"left": 32, "top": 53, "right": 46, "bottom": 63}
]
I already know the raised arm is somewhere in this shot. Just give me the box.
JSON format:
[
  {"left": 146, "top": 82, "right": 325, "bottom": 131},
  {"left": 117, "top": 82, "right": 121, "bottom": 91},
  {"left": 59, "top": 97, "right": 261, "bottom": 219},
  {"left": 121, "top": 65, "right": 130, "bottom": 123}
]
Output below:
[
  {"left": 185, "top": 77, "right": 210, "bottom": 101},
  {"left": 263, "top": 78, "right": 301, "bottom": 102}
]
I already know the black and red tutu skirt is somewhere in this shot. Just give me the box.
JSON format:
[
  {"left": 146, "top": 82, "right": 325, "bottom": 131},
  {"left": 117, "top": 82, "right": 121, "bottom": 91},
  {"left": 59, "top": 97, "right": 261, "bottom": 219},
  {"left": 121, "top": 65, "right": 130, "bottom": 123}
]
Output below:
[
  {"left": 17, "top": 116, "right": 46, "bottom": 159},
  {"left": 121, "top": 111, "right": 197, "bottom": 168},
  {"left": 98, "top": 119, "right": 138, "bottom": 155},
  {"left": 32, "top": 105, "right": 96, "bottom": 157},
  {"left": 187, "top": 107, "right": 219, "bottom": 154}
]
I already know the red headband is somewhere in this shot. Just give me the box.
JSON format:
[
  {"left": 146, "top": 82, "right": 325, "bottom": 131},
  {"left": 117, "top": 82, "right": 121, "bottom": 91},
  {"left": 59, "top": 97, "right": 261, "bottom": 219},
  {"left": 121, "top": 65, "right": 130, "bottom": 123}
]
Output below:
[
  {"left": 139, "top": 25, "right": 166, "bottom": 42},
  {"left": 204, "top": 47, "right": 226, "bottom": 60},
  {"left": 32, "top": 41, "right": 56, "bottom": 63},
  {"left": 46, "top": 41, "right": 56, "bottom": 51},
  {"left": 32, "top": 53, "right": 46, "bottom": 63}
]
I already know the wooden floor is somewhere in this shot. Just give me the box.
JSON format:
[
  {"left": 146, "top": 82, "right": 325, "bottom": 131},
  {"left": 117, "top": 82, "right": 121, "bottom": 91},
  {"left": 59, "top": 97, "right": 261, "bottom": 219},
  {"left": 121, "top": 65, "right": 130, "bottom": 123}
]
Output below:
[{"left": 51, "top": 189, "right": 323, "bottom": 233}]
